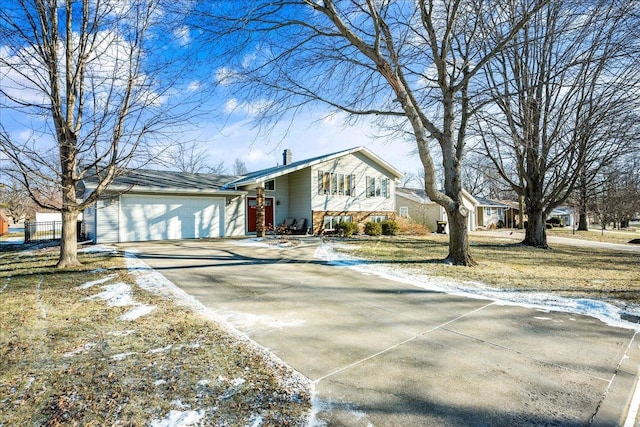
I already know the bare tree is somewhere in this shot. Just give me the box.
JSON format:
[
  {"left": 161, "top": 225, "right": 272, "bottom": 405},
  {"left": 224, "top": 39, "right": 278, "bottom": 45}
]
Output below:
[
  {"left": 0, "top": 0, "right": 197, "bottom": 266},
  {"left": 477, "top": 0, "right": 640, "bottom": 247},
  {"left": 163, "top": 141, "right": 227, "bottom": 174},
  {"left": 194, "top": 0, "right": 547, "bottom": 265},
  {"left": 232, "top": 158, "right": 248, "bottom": 176},
  {"left": 0, "top": 178, "right": 34, "bottom": 222}
]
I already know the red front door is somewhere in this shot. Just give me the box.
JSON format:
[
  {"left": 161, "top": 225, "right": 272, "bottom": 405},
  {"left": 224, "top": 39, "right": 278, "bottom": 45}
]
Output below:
[{"left": 247, "top": 197, "right": 274, "bottom": 232}]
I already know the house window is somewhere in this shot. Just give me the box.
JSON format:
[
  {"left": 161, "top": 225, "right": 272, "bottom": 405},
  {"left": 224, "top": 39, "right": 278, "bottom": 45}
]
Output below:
[
  {"left": 399, "top": 207, "right": 409, "bottom": 218},
  {"left": 346, "top": 174, "right": 355, "bottom": 196},
  {"left": 381, "top": 178, "right": 389, "bottom": 198},
  {"left": 366, "top": 176, "right": 376, "bottom": 197},
  {"left": 366, "top": 176, "right": 390, "bottom": 198},
  {"left": 323, "top": 215, "right": 353, "bottom": 231},
  {"left": 319, "top": 171, "right": 356, "bottom": 197},
  {"left": 369, "top": 215, "right": 387, "bottom": 223},
  {"left": 264, "top": 179, "right": 275, "bottom": 191}
]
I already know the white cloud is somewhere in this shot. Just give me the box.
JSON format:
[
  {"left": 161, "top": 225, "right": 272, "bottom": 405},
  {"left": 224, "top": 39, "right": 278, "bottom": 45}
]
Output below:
[
  {"left": 187, "top": 81, "right": 200, "bottom": 92},
  {"left": 173, "top": 25, "right": 191, "bottom": 46},
  {"left": 223, "top": 98, "right": 272, "bottom": 117}
]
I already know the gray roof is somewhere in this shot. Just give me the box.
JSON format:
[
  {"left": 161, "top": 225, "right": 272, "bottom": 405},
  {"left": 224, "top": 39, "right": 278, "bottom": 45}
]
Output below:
[
  {"left": 223, "top": 146, "right": 403, "bottom": 189},
  {"left": 396, "top": 187, "right": 436, "bottom": 203},
  {"left": 474, "top": 196, "right": 511, "bottom": 208},
  {"left": 83, "top": 168, "right": 241, "bottom": 193}
]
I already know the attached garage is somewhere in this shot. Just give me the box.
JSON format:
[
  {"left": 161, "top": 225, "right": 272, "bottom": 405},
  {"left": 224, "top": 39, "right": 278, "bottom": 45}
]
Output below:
[
  {"left": 81, "top": 168, "right": 246, "bottom": 243},
  {"left": 120, "top": 195, "right": 224, "bottom": 242}
]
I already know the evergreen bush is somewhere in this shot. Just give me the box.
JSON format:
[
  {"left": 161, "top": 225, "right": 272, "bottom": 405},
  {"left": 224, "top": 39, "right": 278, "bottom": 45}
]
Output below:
[
  {"left": 364, "top": 221, "right": 382, "bottom": 236},
  {"left": 381, "top": 219, "right": 399, "bottom": 236}
]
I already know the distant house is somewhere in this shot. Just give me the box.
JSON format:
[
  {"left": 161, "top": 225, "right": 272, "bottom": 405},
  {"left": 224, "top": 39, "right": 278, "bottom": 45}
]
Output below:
[
  {"left": 0, "top": 211, "right": 9, "bottom": 236},
  {"left": 81, "top": 146, "right": 403, "bottom": 243},
  {"left": 549, "top": 207, "right": 575, "bottom": 227},
  {"left": 474, "top": 197, "right": 514, "bottom": 229},
  {"left": 395, "top": 188, "right": 478, "bottom": 233}
]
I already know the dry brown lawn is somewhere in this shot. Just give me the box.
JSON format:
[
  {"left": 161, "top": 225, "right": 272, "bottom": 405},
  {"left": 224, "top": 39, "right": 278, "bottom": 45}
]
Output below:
[
  {"left": 0, "top": 244, "right": 310, "bottom": 426},
  {"left": 336, "top": 234, "right": 640, "bottom": 306}
]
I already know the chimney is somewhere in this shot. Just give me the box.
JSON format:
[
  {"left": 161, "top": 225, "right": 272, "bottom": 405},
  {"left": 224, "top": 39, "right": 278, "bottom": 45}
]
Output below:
[{"left": 283, "top": 149, "right": 292, "bottom": 166}]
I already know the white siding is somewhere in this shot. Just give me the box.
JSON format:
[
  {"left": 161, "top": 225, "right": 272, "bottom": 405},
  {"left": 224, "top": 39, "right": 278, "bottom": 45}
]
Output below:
[
  {"left": 83, "top": 203, "right": 96, "bottom": 242},
  {"left": 287, "top": 168, "right": 311, "bottom": 221},
  {"left": 311, "top": 152, "right": 396, "bottom": 212},
  {"left": 120, "top": 194, "right": 224, "bottom": 242},
  {"left": 96, "top": 196, "right": 120, "bottom": 243},
  {"left": 270, "top": 174, "right": 290, "bottom": 226},
  {"left": 224, "top": 195, "right": 246, "bottom": 236}
]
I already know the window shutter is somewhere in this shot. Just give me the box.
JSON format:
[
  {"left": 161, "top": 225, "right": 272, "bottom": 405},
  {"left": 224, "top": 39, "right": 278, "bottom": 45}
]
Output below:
[{"left": 318, "top": 171, "right": 323, "bottom": 195}]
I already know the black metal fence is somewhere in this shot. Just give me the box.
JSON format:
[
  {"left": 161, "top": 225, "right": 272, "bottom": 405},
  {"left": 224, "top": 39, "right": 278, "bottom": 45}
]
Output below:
[
  {"left": 24, "top": 221, "right": 63, "bottom": 243},
  {"left": 23, "top": 221, "right": 86, "bottom": 243}
]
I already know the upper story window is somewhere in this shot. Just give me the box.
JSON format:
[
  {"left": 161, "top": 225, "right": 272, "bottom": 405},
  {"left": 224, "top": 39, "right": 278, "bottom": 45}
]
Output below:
[
  {"left": 318, "top": 171, "right": 356, "bottom": 196},
  {"left": 366, "top": 176, "right": 390, "bottom": 198},
  {"left": 264, "top": 179, "right": 275, "bottom": 191}
]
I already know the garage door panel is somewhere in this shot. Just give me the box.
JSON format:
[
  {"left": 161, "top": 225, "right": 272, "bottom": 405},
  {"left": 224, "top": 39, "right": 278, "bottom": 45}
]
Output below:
[{"left": 121, "top": 195, "right": 223, "bottom": 242}]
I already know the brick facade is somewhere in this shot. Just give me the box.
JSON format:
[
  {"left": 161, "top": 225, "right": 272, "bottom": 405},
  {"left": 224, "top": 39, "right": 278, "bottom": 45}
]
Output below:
[{"left": 312, "top": 210, "right": 397, "bottom": 235}]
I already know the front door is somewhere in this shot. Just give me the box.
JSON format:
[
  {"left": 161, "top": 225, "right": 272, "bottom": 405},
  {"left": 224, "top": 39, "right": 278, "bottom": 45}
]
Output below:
[{"left": 247, "top": 197, "right": 274, "bottom": 232}]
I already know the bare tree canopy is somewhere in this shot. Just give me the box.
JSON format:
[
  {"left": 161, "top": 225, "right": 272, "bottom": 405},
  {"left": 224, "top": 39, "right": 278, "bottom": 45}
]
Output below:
[
  {"left": 476, "top": 0, "right": 640, "bottom": 247},
  {"left": 192, "top": 0, "right": 548, "bottom": 265},
  {"left": 0, "top": 0, "right": 200, "bottom": 266}
]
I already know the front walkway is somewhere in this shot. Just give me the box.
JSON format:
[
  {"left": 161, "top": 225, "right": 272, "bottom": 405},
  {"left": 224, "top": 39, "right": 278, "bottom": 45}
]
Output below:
[{"left": 122, "top": 238, "right": 640, "bottom": 426}]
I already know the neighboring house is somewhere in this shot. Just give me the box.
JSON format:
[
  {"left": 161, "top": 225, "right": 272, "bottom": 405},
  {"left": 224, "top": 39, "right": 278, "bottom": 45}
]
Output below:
[
  {"left": 35, "top": 212, "right": 62, "bottom": 223},
  {"left": 81, "top": 146, "right": 403, "bottom": 243},
  {"left": 0, "top": 211, "right": 9, "bottom": 236},
  {"left": 474, "top": 197, "right": 513, "bottom": 229},
  {"left": 549, "top": 207, "right": 575, "bottom": 227},
  {"left": 395, "top": 187, "right": 478, "bottom": 233}
]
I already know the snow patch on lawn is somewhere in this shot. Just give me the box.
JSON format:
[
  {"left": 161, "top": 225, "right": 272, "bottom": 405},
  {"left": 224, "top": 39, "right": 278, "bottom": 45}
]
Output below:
[
  {"left": 77, "top": 274, "right": 118, "bottom": 289},
  {"left": 80, "top": 244, "right": 118, "bottom": 254},
  {"left": 79, "top": 250, "right": 157, "bottom": 321},
  {"left": 121, "top": 304, "right": 156, "bottom": 321},
  {"left": 315, "top": 243, "right": 640, "bottom": 330},
  {"left": 63, "top": 342, "right": 97, "bottom": 358},
  {"left": 148, "top": 345, "right": 173, "bottom": 354},
  {"left": 122, "top": 250, "right": 312, "bottom": 410},
  {"left": 87, "top": 282, "right": 135, "bottom": 306},
  {"left": 111, "top": 352, "right": 137, "bottom": 361},
  {"left": 150, "top": 409, "right": 204, "bottom": 427}
]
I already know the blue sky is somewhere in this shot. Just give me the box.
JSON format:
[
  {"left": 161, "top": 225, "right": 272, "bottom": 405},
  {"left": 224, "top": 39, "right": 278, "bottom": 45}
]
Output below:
[
  {"left": 0, "top": 1, "right": 425, "bottom": 183},
  {"left": 189, "top": 108, "right": 422, "bottom": 176}
]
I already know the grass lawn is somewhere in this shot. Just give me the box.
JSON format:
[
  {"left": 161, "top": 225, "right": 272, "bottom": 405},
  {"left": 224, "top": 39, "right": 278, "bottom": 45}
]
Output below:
[
  {"left": 547, "top": 226, "right": 639, "bottom": 245},
  {"left": 0, "top": 244, "right": 310, "bottom": 426},
  {"left": 334, "top": 234, "right": 640, "bottom": 306}
]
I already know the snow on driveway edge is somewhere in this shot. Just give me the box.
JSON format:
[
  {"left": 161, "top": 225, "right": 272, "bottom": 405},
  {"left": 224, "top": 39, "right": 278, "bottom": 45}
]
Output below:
[{"left": 315, "top": 243, "right": 640, "bottom": 331}]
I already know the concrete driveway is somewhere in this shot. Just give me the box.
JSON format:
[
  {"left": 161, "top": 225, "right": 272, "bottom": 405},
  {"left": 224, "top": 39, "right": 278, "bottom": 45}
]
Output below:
[{"left": 122, "top": 238, "right": 640, "bottom": 426}]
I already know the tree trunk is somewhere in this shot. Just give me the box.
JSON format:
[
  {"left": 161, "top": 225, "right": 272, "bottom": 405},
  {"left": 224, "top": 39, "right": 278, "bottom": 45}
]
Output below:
[
  {"left": 522, "top": 208, "right": 548, "bottom": 248},
  {"left": 445, "top": 206, "right": 476, "bottom": 265},
  {"left": 577, "top": 171, "right": 589, "bottom": 231},
  {"left": 57, "top": 209, "right": 81, "bottom": 268},
  {"left": 578, "top": 212, "right": 588, "bottom": 231},
  {"left": 518, "top": 194, "right": 525, "bottom": 229}
]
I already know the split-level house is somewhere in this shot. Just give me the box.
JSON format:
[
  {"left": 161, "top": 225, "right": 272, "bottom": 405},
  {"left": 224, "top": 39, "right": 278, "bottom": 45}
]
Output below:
[{"left": 81, "top": 146, "right": 403, "bottom": 243}]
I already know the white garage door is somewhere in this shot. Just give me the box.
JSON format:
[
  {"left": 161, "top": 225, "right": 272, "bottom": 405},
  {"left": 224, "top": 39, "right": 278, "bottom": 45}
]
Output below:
[{"left": 120, "top": 195, "right": 224, "bottom": 242}]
